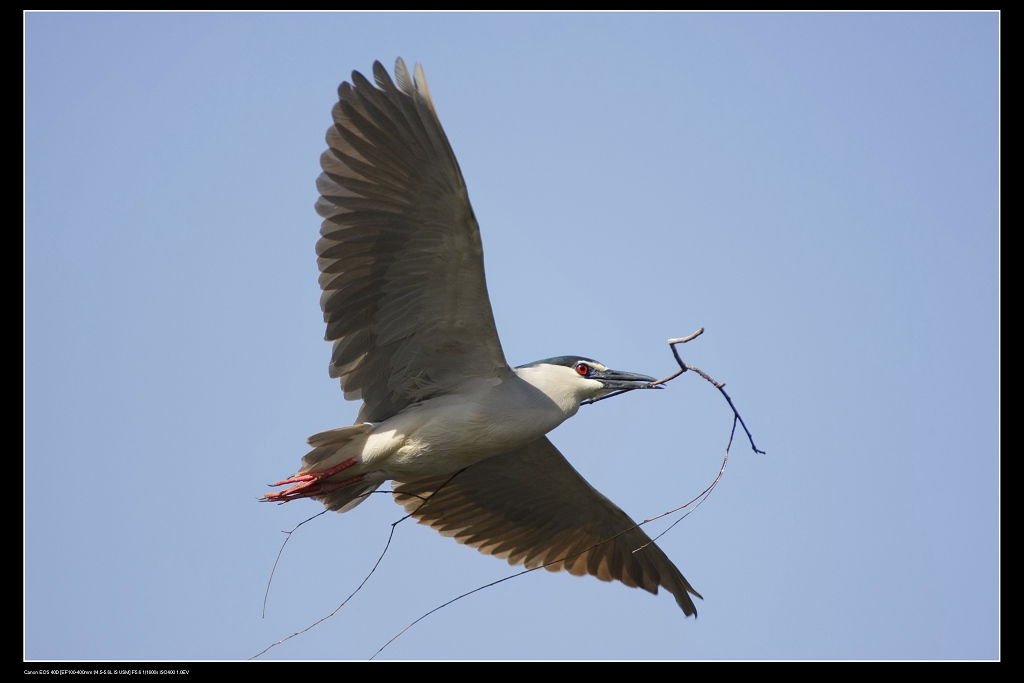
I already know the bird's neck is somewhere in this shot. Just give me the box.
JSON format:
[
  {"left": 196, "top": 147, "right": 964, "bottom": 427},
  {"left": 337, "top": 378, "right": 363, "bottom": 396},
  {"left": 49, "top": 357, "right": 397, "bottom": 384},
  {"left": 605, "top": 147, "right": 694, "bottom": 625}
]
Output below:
[{"left": 511, "top": 365, "right": 587, "bottom": 420}]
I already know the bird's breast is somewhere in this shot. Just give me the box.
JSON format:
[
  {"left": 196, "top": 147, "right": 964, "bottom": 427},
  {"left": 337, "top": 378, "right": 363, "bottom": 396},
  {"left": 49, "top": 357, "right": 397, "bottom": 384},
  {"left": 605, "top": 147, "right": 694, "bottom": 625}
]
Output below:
[{"left": 361, "top": 377, "right": 574, "bottom": 478}]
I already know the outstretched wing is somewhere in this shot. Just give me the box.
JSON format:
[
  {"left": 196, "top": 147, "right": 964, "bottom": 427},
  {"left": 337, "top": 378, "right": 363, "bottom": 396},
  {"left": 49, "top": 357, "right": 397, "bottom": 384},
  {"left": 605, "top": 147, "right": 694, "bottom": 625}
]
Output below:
[
  {"left": 316, "top": 59, "right": 510, "bottom": 423},
  {"left": 392, "top": 437, "right": 702, "bottom": 615}
]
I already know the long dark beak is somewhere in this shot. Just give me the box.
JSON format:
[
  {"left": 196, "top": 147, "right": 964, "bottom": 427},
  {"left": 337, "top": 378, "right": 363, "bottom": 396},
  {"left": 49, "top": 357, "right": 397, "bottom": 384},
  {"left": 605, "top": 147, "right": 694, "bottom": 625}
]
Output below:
[{"left": 591, "top": 368, "right": 658, "bottom": 391}]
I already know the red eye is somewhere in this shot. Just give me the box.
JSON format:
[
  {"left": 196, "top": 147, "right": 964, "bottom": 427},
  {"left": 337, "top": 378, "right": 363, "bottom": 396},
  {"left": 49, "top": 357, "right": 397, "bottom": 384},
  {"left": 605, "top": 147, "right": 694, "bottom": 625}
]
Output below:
[{"left": 575, "top": 363, "right": 590, "bottom": 376}]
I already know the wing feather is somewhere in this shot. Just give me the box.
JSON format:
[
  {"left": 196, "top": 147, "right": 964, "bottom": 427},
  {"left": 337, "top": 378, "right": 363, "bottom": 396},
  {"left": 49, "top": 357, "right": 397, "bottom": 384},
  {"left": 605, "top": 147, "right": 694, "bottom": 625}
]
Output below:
[
  {"left": 393, "top": 437, "right": 702, "bottom": 615},
  {"left": 316, "top": 59, "right": 510, "bottom": 422}
]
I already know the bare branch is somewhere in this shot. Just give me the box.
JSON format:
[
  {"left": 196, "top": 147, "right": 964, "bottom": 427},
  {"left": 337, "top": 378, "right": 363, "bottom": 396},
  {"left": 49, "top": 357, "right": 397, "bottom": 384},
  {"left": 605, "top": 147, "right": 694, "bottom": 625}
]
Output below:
[
  {"left": 251, "top": 470, "right": 468, "bottom": 660},
  {"left": 249, "top": 517, "right": 398, "bottom": 660},
  {"left": 666, "top": 329, "right": 705, "bottom": 345},
  {"left": 634, "top": 416, "right": 737, "bottom": 551},
  {"left": 583, "top": 328, "right": 764, "bottom": 456},
  {"left": 262, "top": 510, "right": 328, "bottom": 618},
  {"left": 581, "top": 327, "right": 702, "bottom": 405}
]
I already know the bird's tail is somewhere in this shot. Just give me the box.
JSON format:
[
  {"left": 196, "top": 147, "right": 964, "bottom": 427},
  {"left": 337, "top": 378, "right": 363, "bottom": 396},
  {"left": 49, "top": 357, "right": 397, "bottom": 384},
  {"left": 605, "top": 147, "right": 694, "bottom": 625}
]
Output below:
[
  {"left": 315, "top": 478, "right": 381, "bottom": 513},
  {"left": 301, "top": 423, "right": 372, "bottom": 470},
  {"left": 262, "top": 424, "right": 381, "bottom": 512},
  {"left": 303, "top": 424, "right": 382, "bottom": 512}
]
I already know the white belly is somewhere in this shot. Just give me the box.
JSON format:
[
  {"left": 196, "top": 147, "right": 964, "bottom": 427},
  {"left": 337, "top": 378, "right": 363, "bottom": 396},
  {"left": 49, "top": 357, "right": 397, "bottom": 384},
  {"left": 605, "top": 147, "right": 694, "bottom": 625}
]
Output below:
[{"left": 360, "top": 376, "right": 576, "bottom": 478}]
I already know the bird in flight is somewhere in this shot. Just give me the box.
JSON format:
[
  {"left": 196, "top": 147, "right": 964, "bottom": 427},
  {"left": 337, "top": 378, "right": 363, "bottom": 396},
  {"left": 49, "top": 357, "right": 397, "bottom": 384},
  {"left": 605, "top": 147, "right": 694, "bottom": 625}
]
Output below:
[{"left": 263, "top": 59, "right": 701, "bottom": 615}]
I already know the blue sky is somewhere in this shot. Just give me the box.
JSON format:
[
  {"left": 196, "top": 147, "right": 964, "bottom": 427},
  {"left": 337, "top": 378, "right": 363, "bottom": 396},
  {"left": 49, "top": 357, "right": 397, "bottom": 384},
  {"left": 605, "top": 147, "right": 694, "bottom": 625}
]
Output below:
[{"left": 25, "top": 12, "right": 998, "bottom": 660}]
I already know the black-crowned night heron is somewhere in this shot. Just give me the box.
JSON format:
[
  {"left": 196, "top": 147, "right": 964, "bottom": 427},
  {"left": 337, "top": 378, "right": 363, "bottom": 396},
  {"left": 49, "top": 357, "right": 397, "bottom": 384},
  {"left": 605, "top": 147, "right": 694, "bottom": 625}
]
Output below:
[{"left": 264, "top": 59, "right": 701, "bottom": 616}]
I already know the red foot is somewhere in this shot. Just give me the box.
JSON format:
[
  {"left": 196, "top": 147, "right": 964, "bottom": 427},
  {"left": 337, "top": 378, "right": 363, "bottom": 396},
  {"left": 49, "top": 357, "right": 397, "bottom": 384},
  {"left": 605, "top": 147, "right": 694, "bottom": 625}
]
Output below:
[{"left": 261, "top": 457, "right": 361, "bottom": 503}]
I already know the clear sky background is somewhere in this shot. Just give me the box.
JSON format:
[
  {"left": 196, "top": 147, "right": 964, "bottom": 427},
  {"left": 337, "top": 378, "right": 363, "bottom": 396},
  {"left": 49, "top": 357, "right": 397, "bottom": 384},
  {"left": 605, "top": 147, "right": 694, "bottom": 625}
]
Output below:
[{"left": 25, "top": 12, "right": 998, "bottom": 661}]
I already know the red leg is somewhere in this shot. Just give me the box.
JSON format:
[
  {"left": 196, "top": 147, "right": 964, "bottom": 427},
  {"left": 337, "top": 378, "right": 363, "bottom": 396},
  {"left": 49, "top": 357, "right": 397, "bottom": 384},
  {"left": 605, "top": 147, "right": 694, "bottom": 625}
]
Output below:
[
  {"left": 261, "top": 473, "right": 367, "bottom": 503},
  {"left": 262, "top": 457, "right": 360, "bottom": 502}
]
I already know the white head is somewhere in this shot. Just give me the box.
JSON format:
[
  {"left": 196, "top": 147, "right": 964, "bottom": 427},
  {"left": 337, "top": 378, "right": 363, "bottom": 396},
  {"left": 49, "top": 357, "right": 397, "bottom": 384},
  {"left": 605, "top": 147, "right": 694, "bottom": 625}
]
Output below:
[{"left": 515, "top": 356, "right": 657, "bottom": 410}]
